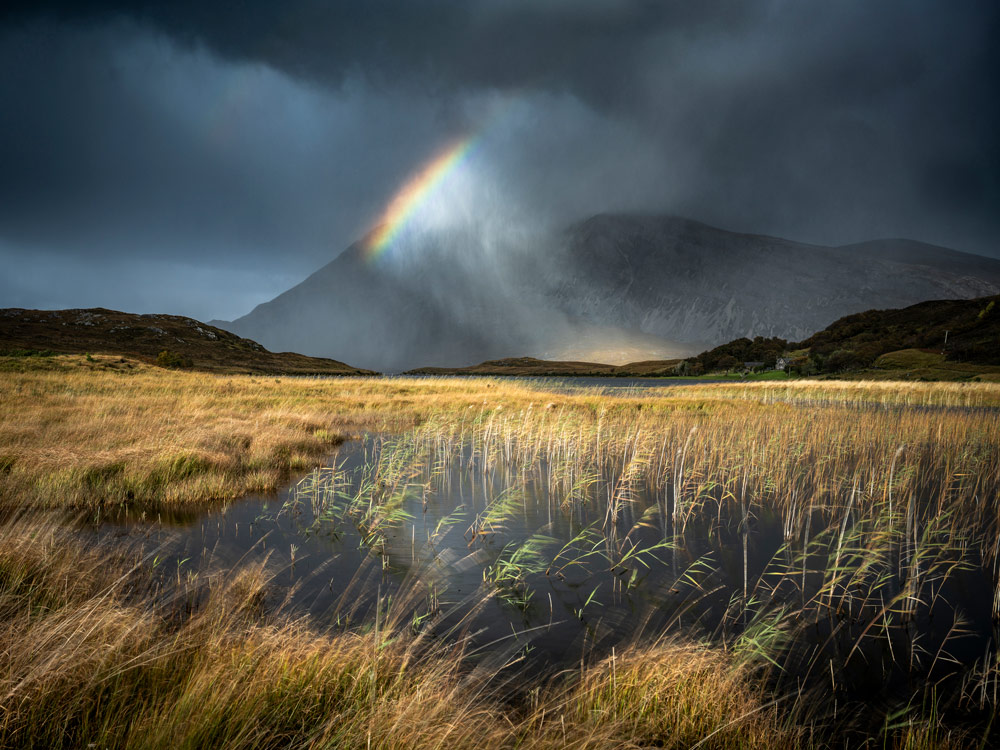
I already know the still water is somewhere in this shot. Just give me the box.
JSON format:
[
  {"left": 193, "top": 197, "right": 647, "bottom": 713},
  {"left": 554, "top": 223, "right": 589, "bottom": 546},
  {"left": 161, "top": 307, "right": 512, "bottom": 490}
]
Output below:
[{"left": 90, "top": 434, "right": 996, "bottom": 713}]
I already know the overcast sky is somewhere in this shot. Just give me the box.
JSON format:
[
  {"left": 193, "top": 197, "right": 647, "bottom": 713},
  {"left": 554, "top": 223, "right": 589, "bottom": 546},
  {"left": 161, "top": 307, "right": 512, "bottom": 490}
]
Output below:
[{"left": 1, "top": 0, "right": 998, "bottom": 321}]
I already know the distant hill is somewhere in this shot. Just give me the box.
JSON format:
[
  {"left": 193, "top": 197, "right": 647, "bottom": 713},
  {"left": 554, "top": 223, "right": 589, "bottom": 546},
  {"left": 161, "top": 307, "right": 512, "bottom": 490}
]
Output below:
[
  {"left": 218, "top": 214, "right": 1000, "bottom": 372},
  {"left": 405, "top": 356, "right": 680, "bottom": 377},
  {"left": 797, "top": 295, "right": 999, "bottom": 361},
  {"left": 0, "top": 308, "right": 375, "bottom": 375},
  {"left": 411, "top": 294, "right": 1000, "bottom": 381},
  {"left": 549, "top": 216, "right": 1000, "bottom": 346}
]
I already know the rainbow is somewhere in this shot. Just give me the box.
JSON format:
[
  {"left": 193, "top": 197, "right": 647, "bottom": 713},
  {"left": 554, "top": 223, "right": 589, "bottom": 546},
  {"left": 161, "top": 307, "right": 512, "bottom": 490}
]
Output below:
[{"left": 364, "top": 136, "right": 476, "bottom": 262}]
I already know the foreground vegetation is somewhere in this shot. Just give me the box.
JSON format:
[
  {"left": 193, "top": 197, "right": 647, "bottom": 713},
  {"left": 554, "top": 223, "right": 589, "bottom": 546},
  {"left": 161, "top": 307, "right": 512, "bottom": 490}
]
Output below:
[
  {"left": 0, "top": 517, "right": 801, "bottom": 749},
  {"left": 2, "top": 514, "right": 978, "bottom": 749},
  {"left": 1, "top": 358, "right": 998, "bottom": 746}
]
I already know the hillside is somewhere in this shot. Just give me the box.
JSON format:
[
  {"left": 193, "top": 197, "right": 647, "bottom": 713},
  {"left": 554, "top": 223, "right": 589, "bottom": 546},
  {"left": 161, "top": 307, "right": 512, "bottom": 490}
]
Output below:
[
  {"left": 683, "top": 294, "right": 1000, "bottom": 380},
  {"left": 0, "top": 308, "right": 375, "bottom": 375},
  {"left": 218, "top": 215, "right": 1000, "bottom": 372},
  {"left": 405, "top": 356, "right": 681, "bottom": 377},
  {"left": 798, "top": 295, "right": 1000, "bottom": 365}
]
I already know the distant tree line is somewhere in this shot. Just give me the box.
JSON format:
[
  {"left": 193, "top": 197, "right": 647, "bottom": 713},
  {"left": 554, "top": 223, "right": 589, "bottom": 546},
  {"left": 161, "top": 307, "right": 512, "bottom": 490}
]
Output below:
[{"left": 680, "top": 336, "right": 788, "bottom": 375}]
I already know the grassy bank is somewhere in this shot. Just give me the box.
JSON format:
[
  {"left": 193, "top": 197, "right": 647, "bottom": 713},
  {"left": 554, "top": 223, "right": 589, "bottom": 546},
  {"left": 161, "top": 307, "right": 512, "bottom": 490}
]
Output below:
[
  {"left": 0, "top": 359, "right": 588, "bottom": 509},
  {"left": 3, "top": 355, "right": 998, "bottom": 512}
]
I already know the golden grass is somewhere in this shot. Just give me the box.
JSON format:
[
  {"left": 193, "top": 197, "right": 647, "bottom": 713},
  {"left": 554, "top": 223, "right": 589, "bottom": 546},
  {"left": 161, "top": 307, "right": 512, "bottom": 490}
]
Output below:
[
  {"left": 660, "top": 377, "right": 1000, "bottom": 406},
  {"left": 0, "top": 362, "right": 586, "bottom": 509},
  {"left": 0, "top": 516, "right": 978, "bottom": 749},
  {"left": 0, "top": 517, "right": 799, "bottom": 750},
  {"left": 406, "top": 383, "right": 1000, "bottom": 552},
  {"left": 3, "top": 357, "right": 998, "bottom": 512},
  {"left": 534, "top": 641, "right": 797, "bottom": 749}
]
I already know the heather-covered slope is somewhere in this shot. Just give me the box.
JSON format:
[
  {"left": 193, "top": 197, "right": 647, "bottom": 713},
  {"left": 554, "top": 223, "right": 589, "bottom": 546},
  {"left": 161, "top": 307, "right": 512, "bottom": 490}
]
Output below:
[
  {"left": 0, "top": 308, "right": 375, "bottom": 375},
  {"left": 684, "top": 294, "right": 1000, "bottom": 379}
]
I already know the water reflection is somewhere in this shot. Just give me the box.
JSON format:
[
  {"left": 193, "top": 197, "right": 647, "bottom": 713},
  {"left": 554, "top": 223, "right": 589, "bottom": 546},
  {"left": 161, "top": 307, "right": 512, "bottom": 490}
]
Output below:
[{"left": 89, "top": 433, "right": 997, "bottom": 708}]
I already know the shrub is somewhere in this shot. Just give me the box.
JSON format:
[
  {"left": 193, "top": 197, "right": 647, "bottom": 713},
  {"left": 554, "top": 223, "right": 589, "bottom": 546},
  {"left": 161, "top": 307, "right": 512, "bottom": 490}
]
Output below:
[
  {"left": 156, "top": 349, "right": 193, "bottom": 369},
  {"left": 824, "top": 349, "right": 863, "bottom": 372},
  {"left": 786, "top": 356, "right": 814, "bottom": 376},
  {"left": 716, "top": 355, "right": 740, "bottom": 372}
]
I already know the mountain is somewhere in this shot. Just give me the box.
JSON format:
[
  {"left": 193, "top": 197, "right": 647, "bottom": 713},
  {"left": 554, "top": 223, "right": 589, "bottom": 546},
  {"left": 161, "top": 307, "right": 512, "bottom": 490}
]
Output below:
[
  {"left": 0, "top": 308, "right": 375, "bottom": 375},
  {"left": 218, "top": 215, "right": 1000, "bottom": 372},
  {"left": 549, "top": 216, "right": 1000, "bottom": 344}
]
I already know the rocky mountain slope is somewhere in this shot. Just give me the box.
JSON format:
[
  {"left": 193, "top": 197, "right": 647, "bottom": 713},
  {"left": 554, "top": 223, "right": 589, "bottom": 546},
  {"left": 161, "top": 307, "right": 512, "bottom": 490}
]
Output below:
[
  {"left": 550, "top": 216, "right": 1000, "bottom": 345},
  {"left": 218, "top": 215, "right": 1000, "bottom": 372}
]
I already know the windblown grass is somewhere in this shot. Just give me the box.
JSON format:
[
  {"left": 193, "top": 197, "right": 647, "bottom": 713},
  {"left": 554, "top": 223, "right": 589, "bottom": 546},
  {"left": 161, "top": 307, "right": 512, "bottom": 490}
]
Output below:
[
  {"left": 0, "top": 517, "right": 801, "bottom": 749},
  {"left": 0, "top": 516, "right": 973, "bottom": 748}
]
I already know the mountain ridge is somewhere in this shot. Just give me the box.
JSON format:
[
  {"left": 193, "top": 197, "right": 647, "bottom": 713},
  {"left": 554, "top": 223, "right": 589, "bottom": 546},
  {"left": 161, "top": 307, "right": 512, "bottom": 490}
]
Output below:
[{"left": 218, "top": 214, "right": 1000, "bottom": 372}]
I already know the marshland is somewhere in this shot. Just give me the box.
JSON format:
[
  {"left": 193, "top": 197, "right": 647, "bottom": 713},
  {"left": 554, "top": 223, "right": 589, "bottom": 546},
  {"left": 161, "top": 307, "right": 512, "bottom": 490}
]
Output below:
[
  {"left": 0, "top": 357, "right": 997, "bottom": 748},
  {"left": 5, "top": 1, "right": 1000, "bottom": 747}
]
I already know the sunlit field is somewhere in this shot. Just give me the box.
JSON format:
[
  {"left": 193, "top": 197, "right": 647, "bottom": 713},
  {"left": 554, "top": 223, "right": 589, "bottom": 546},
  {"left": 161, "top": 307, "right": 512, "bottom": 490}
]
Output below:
[{"left": 2, "top": 357, "right": 999, "bottom": 748}]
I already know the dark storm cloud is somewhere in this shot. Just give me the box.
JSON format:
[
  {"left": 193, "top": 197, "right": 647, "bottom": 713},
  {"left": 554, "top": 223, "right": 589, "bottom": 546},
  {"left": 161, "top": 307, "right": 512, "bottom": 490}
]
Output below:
[
  {"left": 0, "top": 21, "right": 444, "bottom": 261},
  {"left": 0, "top": 0, "right": 997, "bottom": 319},
  {"left": 1, "top": 1, "right": 757, "bottom": 103}
]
